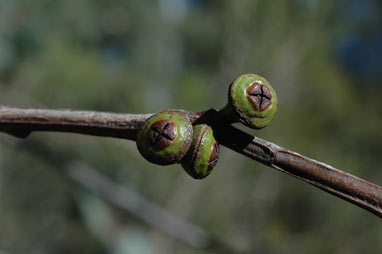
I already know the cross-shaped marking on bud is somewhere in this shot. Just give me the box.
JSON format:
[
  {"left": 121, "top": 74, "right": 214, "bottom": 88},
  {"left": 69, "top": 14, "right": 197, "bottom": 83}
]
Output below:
[
  {"left": 148, "top": 119, "right": 177, "bottom": 151},
  {"left": 246, "top": 82, "right": 273, "bottom": 111}
]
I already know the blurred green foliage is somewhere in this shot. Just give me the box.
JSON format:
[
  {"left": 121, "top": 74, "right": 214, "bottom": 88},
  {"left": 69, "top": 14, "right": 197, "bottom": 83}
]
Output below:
[{"left": 0, "top": 0, "right": 381, "bottom": 253}]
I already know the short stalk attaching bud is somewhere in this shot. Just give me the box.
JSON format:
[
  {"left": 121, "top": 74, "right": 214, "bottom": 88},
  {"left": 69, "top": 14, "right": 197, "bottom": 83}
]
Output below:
[
  {"left": 181, "top": 124, "right": 220, "bottom": 179},
  {"left": 136, "top": 110, "right": 193, "bottom": 165},
  {"left": 219, "top": 73, "right": 278, "bottom": 129}
]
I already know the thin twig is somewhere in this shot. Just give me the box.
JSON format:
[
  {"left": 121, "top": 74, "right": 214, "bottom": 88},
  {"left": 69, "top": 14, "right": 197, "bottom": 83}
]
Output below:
[
  {"left": 0, "top": 106, "right": 152, "bottom": 139},
  {"left": 195, "top": 109, "right": 382, "bottom": 218},
  {"left": 0, "top": 106, "right": 381, "bottom": 217}
]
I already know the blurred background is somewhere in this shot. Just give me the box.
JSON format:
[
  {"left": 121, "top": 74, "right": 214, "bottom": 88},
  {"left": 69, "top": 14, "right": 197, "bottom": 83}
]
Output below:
[{"left": 0, "top": 0, "right": 381, "bottom": 253}]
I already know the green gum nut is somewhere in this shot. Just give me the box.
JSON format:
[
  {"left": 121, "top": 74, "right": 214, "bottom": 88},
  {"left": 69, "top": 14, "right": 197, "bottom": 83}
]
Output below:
[
  {"left": 136, "top": 110, "right": 193, "bottom": 166},
  {"left": 222, "top": 73, "right": 278, "bottom": 129},
  {"left": 181, "top": 124, "right": 220, "bottom": 179}
]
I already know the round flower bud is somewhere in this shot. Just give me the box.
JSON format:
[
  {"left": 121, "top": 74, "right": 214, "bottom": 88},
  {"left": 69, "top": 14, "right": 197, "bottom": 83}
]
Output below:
[
  {"left": 136, "top": 110, "right": 193, "bottom": 165},
  {"left": 181, "top": 124, "right": 219, "bottom": 179},
  {"left": 224, "top": 73, "right": 278, "bottom": 129}
]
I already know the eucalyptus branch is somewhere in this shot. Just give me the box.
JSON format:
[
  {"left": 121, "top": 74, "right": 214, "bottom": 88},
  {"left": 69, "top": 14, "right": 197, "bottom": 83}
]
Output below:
[{"left": 0, "top": 106, "right": 381, "bottom": 217}]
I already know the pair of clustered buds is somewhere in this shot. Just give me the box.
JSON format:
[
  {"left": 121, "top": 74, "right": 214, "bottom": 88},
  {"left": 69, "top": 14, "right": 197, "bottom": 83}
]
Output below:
[
  {"left": 136, "top": 74, "right": 278, "bottom": 179},
  {"left": 136, "top": 110, "right": 217, "bottom": 179}
]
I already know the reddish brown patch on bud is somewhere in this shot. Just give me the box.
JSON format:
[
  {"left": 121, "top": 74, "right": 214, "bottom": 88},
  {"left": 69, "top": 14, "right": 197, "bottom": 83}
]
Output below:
[
  {"left": 247, "top": 82, "right": 272, "bottom": 111},
  {"left": 208, "top": 141, "right": 219, "bottom": 168},
  {"left": 148, "top": 119, "right": 177, "bottom": 151}
]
